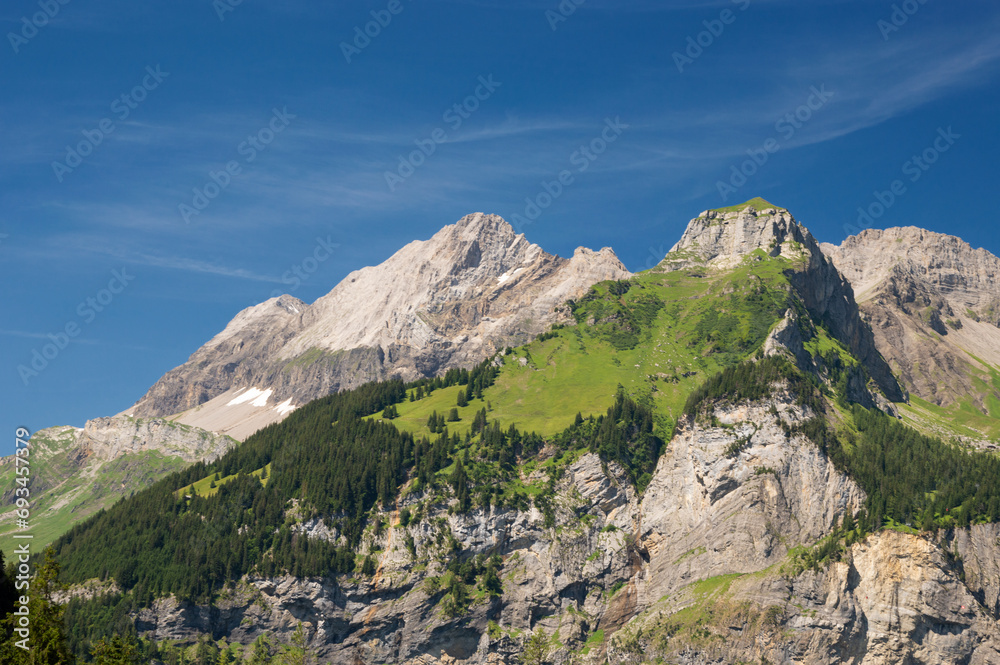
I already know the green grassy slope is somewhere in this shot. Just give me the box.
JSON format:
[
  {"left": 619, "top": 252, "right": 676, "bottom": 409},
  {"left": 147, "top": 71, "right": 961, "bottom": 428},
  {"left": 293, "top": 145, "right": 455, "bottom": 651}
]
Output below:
[{"left": 370, "top": 251, "right": 802, "bottom": 441}]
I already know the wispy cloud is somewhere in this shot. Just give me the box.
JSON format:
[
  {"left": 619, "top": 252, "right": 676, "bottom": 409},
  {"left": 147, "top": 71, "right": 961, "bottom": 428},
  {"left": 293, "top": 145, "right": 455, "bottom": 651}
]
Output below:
[{"left": 0, "top": 329, "right": 100, "bottom": 345}]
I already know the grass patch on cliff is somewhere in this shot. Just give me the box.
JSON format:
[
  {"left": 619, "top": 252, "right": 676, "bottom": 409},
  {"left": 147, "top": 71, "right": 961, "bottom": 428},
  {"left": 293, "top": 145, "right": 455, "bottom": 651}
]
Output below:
[
  {"left": 174, "top": 463, "right": 271, "bottom": 500},
  {"left": 710, "top": 197, "right": 785, "bottom": 214}
]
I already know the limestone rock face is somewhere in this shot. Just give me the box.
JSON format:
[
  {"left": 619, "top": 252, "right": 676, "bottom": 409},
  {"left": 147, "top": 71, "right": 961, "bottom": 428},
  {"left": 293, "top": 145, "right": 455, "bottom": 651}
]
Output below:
[
  {"left": 663, "top": 206, "right": 905, "bottom": 402},
  {"left": 822, "top": 227, "right": 1000, "bottom": 424},
  {"left": 112, "top": 390, "right": 1000, "bottom": 663},
  {"left": 78, "top": 415, "right": 236, "bottom": 463},
  {"left": 636, "top": 391, "right": 866, "bottom": 607},
  {"left": 127, "top": 213, "right": 630, "bottom": 438}
]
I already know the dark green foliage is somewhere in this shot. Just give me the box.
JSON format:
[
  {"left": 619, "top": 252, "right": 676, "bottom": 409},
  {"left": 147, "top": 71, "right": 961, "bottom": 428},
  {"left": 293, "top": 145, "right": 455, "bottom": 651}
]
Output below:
[
  {"left": 0, "top": 549, "right": 71, "bottom": 665},
  {"left": 683, "top": 356, "right": 823, "bottom": 419},
  {"left": 64, "top": 593, "right": 140, "bottom": 661},
  {"left": 829, "top": 407, "right": 1000, "bottom": 530},
  {"left": 447, "top": 408, "right": 460, "bottom": 422},
  {"left": 450, "top": 460, "right": 471, "bottom": 512},
  {"left": 688, "top": 279, "right": 789, "bottom": 365},
  {"left": 381, "top": 404, "right": 398, "bottom": 419},
  {"left": 456, "top": 390, "right": 468, "bottom": 408},
  {"left": 90, "top": 634, "right": 143, "bottom": 665},
  {"left": 536, "top": 323, "right": 566, "bottom": 343},
  {"left": 482, "top": 560, "right": 503, "bottom": 597},
  {"left": 51, "top": 384, "right": 419, "bottom": 602},
  {"left": 361, "top": 555, "right": 376, "bottom": 576},
  {"left": 555, "top": 390, "right": 664, "bottom": 493},
  {"left": 0, "top": 552, "right": 15, "bottom": 621},
  {"left": 569, "top": 279, "right": 665, "bottom": 350}
]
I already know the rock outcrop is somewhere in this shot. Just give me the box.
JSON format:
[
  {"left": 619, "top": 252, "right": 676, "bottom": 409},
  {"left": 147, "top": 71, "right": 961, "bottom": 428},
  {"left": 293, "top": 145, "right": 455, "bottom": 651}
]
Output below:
[
  {"left": 129, "top": 389, "right": 915, "bottom": 663},
  {"left": 128, "top": 213, "right": 630, "bottom": 439}
]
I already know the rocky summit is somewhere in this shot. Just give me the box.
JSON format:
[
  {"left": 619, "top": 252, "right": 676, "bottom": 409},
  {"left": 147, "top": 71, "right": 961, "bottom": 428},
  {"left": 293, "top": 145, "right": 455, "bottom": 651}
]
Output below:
[
  {"left": 127, "top": 213, "right": 630, "bottom": 439},
  {"left": 663, "top": 202, "right": 905, "bottom": 404}
]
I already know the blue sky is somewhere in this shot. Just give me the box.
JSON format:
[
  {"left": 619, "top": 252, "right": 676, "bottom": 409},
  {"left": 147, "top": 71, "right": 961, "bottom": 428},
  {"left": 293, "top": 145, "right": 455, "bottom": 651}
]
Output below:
[{"left": 2, "top": 0, "right": 1000, "bottom": 448}]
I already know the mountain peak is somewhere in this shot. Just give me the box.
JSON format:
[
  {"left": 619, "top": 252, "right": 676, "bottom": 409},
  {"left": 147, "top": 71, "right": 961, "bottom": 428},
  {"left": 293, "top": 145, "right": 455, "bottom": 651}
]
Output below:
[
  {"left": 709, "top": 196, "right": 787, "bottom": 215},
  {"left": 662, "top": 201, "right": 810, "bottom": 271},
  {"left": 128, "top": 212, "right": 630, "bottom": 436}
]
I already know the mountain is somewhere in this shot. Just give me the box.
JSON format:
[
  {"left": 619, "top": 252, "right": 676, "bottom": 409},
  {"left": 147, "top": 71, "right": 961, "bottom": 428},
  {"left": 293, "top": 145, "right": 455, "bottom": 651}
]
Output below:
[
  {"left": 0, "top": 416, "right": 235, "bottom": 547},
  {"left": 10, "top": 200, "right": 1000, "bottom": 664},
  {"left": 664, "top": 199, "right": 904, "bottom": 404},
  {"left": 822, "top": 227, "right": 1000, "bottom": 445},
  {"left": 127, "top": 212, "right": 630, "bottom": 439}
]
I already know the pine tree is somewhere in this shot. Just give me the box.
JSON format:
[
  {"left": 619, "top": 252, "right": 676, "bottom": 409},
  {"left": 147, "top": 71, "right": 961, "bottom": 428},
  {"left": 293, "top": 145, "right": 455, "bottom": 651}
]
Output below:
[
  {"left": 0, "top": 548, "right": 71, "bottom": 665},
  {"left": 277, "top": 622, "right": 308, "bottom": 665},
  {"left": 482, "top": 563, "right": 503, "bottom": 597},
  {"left": 521, "top": 627, "right": 549, "bottom": 665},
  {"left": 447, "top": 408, "right": 460, "bottom": 422},
  {"left": 91, "top": 634, "right": 141, "bottom": 665},
  {"left": 248, "top": 634, "right": 274, "bottom": 665},
  {"left": 457, "top": 390, "right": 468, "bottom": 408}
]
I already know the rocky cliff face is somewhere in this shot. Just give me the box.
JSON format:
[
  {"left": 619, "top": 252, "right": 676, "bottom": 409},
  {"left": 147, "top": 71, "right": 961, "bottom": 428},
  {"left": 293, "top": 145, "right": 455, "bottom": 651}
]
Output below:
[
  {"left": 128, "top": 213, "right": 630, "bottom": 439},
  {"left": 662, "top": 205, "right": 905, "bottom": 403},
  {"left": 822, "top": 228, "right": 1000, "bottom": 436},
  {"left": 130, "top": 388, "right": 952, "bottom": 663},
  {"left": 611, "top": 526, "right": 1000, "bottom": 664}
]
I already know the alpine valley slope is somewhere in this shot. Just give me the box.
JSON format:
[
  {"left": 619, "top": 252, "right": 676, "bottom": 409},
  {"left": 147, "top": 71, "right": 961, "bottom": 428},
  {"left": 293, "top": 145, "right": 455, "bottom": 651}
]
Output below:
[
  {"left": 0, "top": 416, "right": 236, "bottom": 548},
  {"left": 822, "top": 227, "right": 1000, "bottom": 446},
  {"left": 126, "top": 212, "right": 631, "bottom": 440},
  {"left": 41, "top": 200, "right": 1000, "bottom": 664}
]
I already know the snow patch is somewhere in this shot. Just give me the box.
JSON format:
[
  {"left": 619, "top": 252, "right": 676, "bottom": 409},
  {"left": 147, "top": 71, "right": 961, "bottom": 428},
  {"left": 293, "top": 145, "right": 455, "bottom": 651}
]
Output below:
[
  {"left": 227, "top": 387, "right": 272, "bottom": 407},
  {"left": 274, "top": 398, "right": 297, "bottom": 416},
  {"left": 250, "top": 388, "right": 273, "bottom": 407},
  {"left": 496, "top": 267, "right": 523, "bottom": 285}
]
